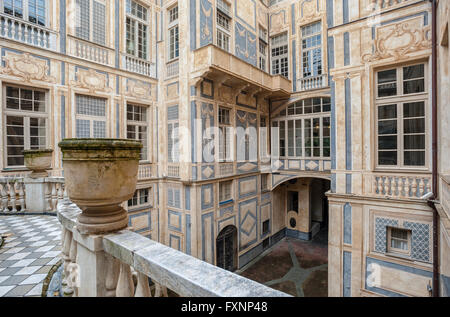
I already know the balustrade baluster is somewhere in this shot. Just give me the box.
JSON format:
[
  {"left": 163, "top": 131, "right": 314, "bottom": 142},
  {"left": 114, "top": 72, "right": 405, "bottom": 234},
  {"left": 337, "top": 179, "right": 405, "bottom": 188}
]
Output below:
[
  {"left": 411, "top": 178, "right": 418, "bottom": 198},
  {"left": 154, "top": 283, "right": 168, "bottom": 297},
  {"left": 105, "top": 254, "right": 120, "bottom": 297},
  {"left": 116, "top": 262, "right": 135, "bottom": 297},
  {"left": 0, "top": 184, "right": 7, "bottom": 212},
  {"left": 62, "top": 229, "right": 73, "bottom": 295},
  {"left": 51, "top": 183, "right": 58, "bottom": 212},
  {"left": 135, "top": 273, "right": 151, "bottom": 297},
  {"left": 18, "top": 182, "right": 25, "bottom": 212},
  {"left": 45, "top": 183, "right": 52, "bottom": 212},
  {"left": 9, "top": 183, "right": 17, "bottom": 212},
  {"left": 68, "top": 237, "right": 78, "bottom": 297}
]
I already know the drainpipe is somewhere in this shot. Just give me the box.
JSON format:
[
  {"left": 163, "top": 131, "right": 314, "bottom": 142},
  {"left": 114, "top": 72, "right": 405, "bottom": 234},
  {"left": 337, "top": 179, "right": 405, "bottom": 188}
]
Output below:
[{"left": 427, "top": 0, "right": 439, "bottom": 298}]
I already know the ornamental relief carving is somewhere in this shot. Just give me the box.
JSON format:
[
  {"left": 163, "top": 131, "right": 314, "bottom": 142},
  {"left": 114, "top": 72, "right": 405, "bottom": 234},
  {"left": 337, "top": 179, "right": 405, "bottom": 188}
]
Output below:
[
  {"left": 126, "top": 79, "right": 152, "bottom": 100},
  {"left": 362, "top": 18, "right": 431, "bottom": 63},
  {"left": 299, "top": 0, "right": 323, "bottom": 24},
  {"left": 71, "top": 68, "right": 112, "bottom": 93},
  {"left": 1, "top": 52, "right": 56, "bottom": 83},
  {"left": 270, "top": 11, "right": 287, "bottom": 35},
  {"left": 218, "top": 85, "right": 234, "bottom": 104}
]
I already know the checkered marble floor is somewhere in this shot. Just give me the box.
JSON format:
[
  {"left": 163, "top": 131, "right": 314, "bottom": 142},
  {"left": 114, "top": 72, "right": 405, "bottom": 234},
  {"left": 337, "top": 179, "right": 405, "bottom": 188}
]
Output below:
[{"left": 0, "top": 215, "right": 61, "bottom": 297}]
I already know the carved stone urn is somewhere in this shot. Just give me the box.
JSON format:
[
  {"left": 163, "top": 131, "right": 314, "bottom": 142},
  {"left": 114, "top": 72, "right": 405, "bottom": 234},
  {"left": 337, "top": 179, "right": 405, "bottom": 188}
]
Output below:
[
  {"left": 23, "top": 149, "right": 53, "bottom": 178},
  {"left": 58, "top": 139, "right": 142, "bottom": 234}
]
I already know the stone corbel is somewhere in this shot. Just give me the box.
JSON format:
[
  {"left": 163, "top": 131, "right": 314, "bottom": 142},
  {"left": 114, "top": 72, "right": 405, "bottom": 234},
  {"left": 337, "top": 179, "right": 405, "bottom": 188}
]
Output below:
[{"left": 232, "top": 83, "right": 250, "bottom": 100}]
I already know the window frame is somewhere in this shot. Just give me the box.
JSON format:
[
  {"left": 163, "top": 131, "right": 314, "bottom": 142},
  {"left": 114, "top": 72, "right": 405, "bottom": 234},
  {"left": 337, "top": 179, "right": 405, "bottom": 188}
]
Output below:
[
  {"left": 300, "top": 21, "right": 322, "bottom": 79},
  {"left": 386, "top": 227, "right": 412, "bottom": 257},
  {"left": 125, "top": 0, "right": 149, "bottom": 60},
  {"left": 374, "top": 62, "right": 429, "bottom": 170},
  {"left": 126, "top": 103, "right": 149, "bottom": 162},
  {"left": 3, "top": 84, "right": 49, "bottom": 169},
  {"left": 74, "top": 94, "right": 108, "bottom": 139},
  {"left": 219, "top": 180, "right": 233, "bottom": 205},
  {"left": 127, "top": 187, "right": 152, "bottom": 210},
  {"left": 218, "top": 107, "right": 232, "bottom": 162},
  {"left": 167, "top": 4, "right": 179, "bottom": 61},
  {"left": 1, "top": 0, "right": 49, "bottom": 27},
  {"left": 75, "top": 0, "right": 107, "bottom": 46},
  {"left": 216, "top": 1, "right": 231, "bottom": 52},
  {"left": 270, "top": 33, "right": 289, "bottom": 78}
]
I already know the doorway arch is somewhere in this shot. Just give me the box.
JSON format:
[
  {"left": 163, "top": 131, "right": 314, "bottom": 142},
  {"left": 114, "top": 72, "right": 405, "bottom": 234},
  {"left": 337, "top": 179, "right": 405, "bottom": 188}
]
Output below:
[{"left": 216, "top": 225, "right": 238, "bottom": 272}]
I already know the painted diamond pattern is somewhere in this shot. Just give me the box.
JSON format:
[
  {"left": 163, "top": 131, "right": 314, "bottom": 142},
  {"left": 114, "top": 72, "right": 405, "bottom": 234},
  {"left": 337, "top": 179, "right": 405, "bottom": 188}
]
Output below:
[
  {"left": 374, "top": 217, "right": 398, "bottom": 253},
  {"left": 404, "top": 221, "right": 431, "bottom": 263}
]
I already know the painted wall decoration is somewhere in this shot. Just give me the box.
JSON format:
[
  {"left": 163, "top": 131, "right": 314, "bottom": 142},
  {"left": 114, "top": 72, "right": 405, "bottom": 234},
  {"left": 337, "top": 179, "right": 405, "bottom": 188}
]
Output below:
[
  {"left": 270, "top": 10, "right": 287, "bottom": 35},
  {"left": 201, "top": 103, "right": 215, "bottom": 163},
  {"left": 239, "top": 198, "right": 258, "bottom": 250},
  {"left": 235, "top": 0, "right": 257, "bottom": 31},
  {"left": 1, "top": 51, "right": 55, "bottom": 83},
  {"left": 235, "top": 22, "right": 257, "bottom": 67},
  {"left": 125, "top": 79, "right": 152, "bottom": 100},
  {"left": 200, "top": 0, "right": 213, "bottom": 47},
  {"left": 299, "top": 0, "right": 322, "bottom": 25}
]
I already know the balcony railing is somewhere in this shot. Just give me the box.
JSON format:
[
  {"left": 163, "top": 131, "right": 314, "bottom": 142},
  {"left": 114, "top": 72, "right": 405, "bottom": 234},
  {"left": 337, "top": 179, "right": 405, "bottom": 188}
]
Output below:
[
  {"left": 371, "top": 0, "right": 411, "bottom": 10},
  {"left": 68, "top": 36, "right": 113, "bottom": 66},
  {"left": 138, "top": 164, "right": 153, "bottom": 181},
  {"left": 123, "top": 54, "right": 156, "bottom": 78},
  {"left": 166, "top": 60, "right": 179, "bottom": 78},
  {"left": 366, "top": 173, "right": 432, "bottom": 199},
  {"left": 58, "top": 200, "right": 290, "bottom": 297},
  {"left": 297, "top": 74, "right": 328, "bottom": 92},
  {"left": 0, "top": 176, "right": 66, "bottom": 213},
  {"left": 0, "top": 13, "right": 57, "bottom": 50},
  {"left": 167, "top": 164, "right": 180, "bottom": 178}
]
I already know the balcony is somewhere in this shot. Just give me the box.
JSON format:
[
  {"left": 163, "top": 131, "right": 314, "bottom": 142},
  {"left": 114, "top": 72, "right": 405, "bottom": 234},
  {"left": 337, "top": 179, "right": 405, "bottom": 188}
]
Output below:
[
  {"left": 58, "top": 200, "right": 290, "bottom": 297},
  {"left": 297, "top": 74, "right": 329, "bottom": 92},
  {"left": 0, "top": 13, "right": 57, "bottom": 50},
  {"left": 123, "top": 53, "right": 156, "bottom": 78},
  {"left": 67, "top": 35, "right": 114, "bottom": 66},
  {"left": 192, "top": 44, "right": 291, "bottom": 98}
]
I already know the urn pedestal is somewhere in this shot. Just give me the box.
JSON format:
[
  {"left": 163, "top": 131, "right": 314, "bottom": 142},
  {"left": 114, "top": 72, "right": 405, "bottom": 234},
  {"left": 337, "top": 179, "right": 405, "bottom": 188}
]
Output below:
[
  {"left": 23, "top": 149, "right": 53, "bottom": 178},
  {"left": 58, "top": 139, "right": 142, "bottom": 234}
]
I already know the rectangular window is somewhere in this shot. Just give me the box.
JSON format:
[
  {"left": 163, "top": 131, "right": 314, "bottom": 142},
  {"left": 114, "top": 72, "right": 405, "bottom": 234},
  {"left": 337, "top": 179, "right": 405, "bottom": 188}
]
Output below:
[
  {"left": 127, "top": 104, "right": 148, "bottom": 161},
  {"left": 301, "top": 21, "right": 322, "bottom": 78},
  {"left": 3, "top": 0, "right": 47, "bottom": 26},
  {"left": 128, "top": 188, "right": 151, "bottom": 208},
  {"left": 4, "top": 85, "right": 47, "bottom": 167},
  {"left": 219, "top": 108, "right": 232, "bottom": 162},
  {"left": 216, "top": 2, "right": 231, "bottom": 53},
  {"left": 376, "top": 64, "right": 427, "bottom": 168},
  {"left": 168, "top": 106, "right": 179, "bottom": 163},
  {"left": 387, "top": 227, "right": 411, "bottom": 255},
  {"left": 126, "top": 0, "right": 148, "bottom": 60},
  {"left": 169, "top": 26, "right": 179, "bottom": 60},
  {"left": 75, "top": 94, "right": 107, "bottom": 138},
  {"left": 262, "top": 220, "right": 270, "bottom": 235},
  {"left": 219, "top": 181, "right": 233, "bottom": 203},
  {"left": 271, "top": 33, "right": 288, "bottom": 78},
  {"left": 217, "top": 0, "right": 230, "bottom": 16},
  {"left": 261, "top": 174, "right": 268, "bottom": 191},
  {"left": 76, "top": 0, "right": 106, "bottom": 45},
  {"left": 217, "top": 29, "right": 230, "bottom": 52},
  {"left": 168, "top": 5, "right": 178, "bottom": 23}
]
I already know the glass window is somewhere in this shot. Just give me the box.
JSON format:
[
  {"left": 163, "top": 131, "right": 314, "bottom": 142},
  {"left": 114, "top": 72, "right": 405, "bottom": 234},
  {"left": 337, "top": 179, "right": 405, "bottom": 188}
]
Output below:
[
  {"left": 219, "top": 181, "right": 233, "bottom": 203},
  {"left": 126, "top": 0, "right": 148, "bottom": 59},
  {"left": 76, "top": 0, "right": 106, "bottom": 45},
  {"left": 271, "top": 33, "right": 288, "bottom": 78},
  {"left": 127, "top": 104, "right": 148, "bottom": 161},
  {"left": 301, "top": 21, "right": 322, "bottom": 78},
  {"left": 75, "top": 94, "right": 107, "bottom": 139}
]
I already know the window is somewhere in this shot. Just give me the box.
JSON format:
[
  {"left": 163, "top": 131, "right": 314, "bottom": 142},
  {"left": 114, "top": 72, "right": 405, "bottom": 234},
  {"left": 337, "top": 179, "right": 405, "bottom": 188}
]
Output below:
[
  {"left": 126, "top": 0, "right": 148, "bottom": 60},
  {"left": 216, "top": 1, "right": 231, "bottom": 52},
  {"left": 76, "top": 0, "right": 106, "bottom": 45},
  {"left": 127, "top": 104, "right": 148, "bottom": 161},
  {"left": 271, "top": 33, "right": 288, "bottom": 78},
  {"left": 3, "top": 0, "right": 47, "bottom": 26},
  {"left": 168, "top": 5, "right": 179, "bottom": 60},
  {"left": 168, "top": 105, "right": 179, "bottom": 163},
  {"left": 261, "top": 174, "right": 269, "bottom": 191},
  {"left": 288, "top": 191, "right": 298, "bottom": 213},
  {"left": 301, "top": 21, "right": 322, "bottom": 78},
  {"left": 376, "top": 64, "right": 427, "bottom": 167},
  {"left": 219, "top": 108, "right": 232, "bottom": 162},
  {"left": 168, "top": 5, "right": 178, "bottom": 23},
  {"left": 128, "top": 188, "right": 151, "bottom": 208},
  {"left": 75, "top": 95, "right": 107, "bottom": 138},
  {"left": 4, "top": 85, "right": 47, "bottom": 167},
  {"left": 262, "top": 220, "right": 270, "bottom": 235},
  {"left": 259, "top": 40, "right": 267, "bottom": 71},
  {"left": 274, "top": 97, "right": 331, "bottom": 158},
  {"left": 219, "top": 181, "right": 233, "bottom": 203},
  {"left": 387, "top": 227, "right": 411, "bottom": 255}
]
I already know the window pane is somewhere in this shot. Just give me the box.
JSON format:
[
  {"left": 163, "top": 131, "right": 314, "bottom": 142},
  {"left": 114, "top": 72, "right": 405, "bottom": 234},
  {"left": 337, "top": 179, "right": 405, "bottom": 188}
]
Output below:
[
  {"left": 404, "top": 102, "right": 425, "bottom": 118},
  {"left": 378, "top": 69, "right": 397, "bottom": 83},
  {"left": 76, "top": 119, "right": 90, "bottom": 138},
  {"left": 379, "top": 151, "right": 397, "bottom": 165},
  {"left": 404, "top": 118, "right": 425, "bottom": 134},
  {"left": 378, "top": 120, "right": 397, "bottom": 135},
  {"left": 404, "top": 79, "right": 425, "bottom": 94},
  {"left": 378, "top": 104, "right": 397, "bottom": 119},
  {"left": 404, "top": 151, "right": 425, "bottom": 166},
  {"left": 403, "top": 64, "right": 424, "bottom": 80},
  {"left": 404, "top": 135, "right": 425, "bottom": 150},
  {"left": 288, "top": 120, "right": 294, "bottom": 156},
  {"left": 378, "top": 136, "right": 397, "bottom": 150}
]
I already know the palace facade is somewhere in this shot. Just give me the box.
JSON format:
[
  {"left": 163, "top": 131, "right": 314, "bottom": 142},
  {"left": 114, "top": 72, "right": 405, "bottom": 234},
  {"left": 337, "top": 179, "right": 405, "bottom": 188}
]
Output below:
[{"left": 0, "top": 0, "right": 449, "bottom": 297}]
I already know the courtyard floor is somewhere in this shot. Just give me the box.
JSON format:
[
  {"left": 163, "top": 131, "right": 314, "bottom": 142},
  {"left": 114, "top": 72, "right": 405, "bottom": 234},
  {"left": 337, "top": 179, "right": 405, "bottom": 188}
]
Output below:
[
  {"left": 0, "top": 215, "right": 61, "bottom": 297},
  {"left": 238, "top": 229, "right": 328, "bottom": 297}
]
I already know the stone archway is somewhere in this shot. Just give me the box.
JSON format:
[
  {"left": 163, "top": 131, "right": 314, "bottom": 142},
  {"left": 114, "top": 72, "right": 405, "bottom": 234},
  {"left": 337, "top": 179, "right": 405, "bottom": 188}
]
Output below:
[{"left": 216, "top": 225, "right": 238, "bottom": 272}]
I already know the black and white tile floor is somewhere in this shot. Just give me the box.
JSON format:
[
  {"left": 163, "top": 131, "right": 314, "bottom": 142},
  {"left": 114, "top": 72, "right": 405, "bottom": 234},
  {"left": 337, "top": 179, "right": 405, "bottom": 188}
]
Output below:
[{"left": 0, "top": 215, "right": 61, "bottom": 297}]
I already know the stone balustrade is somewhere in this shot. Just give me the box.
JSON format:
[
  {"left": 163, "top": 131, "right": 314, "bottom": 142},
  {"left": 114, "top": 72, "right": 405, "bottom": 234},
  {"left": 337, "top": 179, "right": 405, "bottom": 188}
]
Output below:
[
  {"left": 297, "top": 74, "right": 328, "bottom": 92},
  {"left": 368, "top": 173, "right": 432, "bottom": 199},
  {"left": 167, "top": 165, "right": 180, "bottom": 178},
  {"left": 0, "top": 176, "right": 66, "bottom": 213},
  {"left": 0, "top": 13, "right": 57, "bottom": 50},
  {"left": 68, "top": 36, "right": 113, "bottom": 66},
  {"left": 138, "top": 164, "right": 153, "bottom": 181},
  {"left": 123, "top": 54, "right": 156, "bottom": 78},
  {"left": 166, "top": 60, "right": 179, "bottom": 78},
  {"left": 57, "top": 199, "right": 290, "bottom": 297}
]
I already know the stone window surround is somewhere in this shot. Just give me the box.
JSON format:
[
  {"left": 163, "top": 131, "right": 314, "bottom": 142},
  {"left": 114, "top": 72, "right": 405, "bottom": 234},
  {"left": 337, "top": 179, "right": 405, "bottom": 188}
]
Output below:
[
  {"left": 125, "top": 0, "right": 150, "bottom": 60},
  {"left": 1, "top": 0, "right": 49, "bottom": 27}
]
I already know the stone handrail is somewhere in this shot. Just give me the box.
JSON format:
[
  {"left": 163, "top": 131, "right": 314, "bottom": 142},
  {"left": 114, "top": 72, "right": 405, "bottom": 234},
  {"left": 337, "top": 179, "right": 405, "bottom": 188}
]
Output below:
[
  {"left": 67, "top": 35, "right": 114, "bottom": 66},
  {"left": 123, "top": 54, "right": 156, "bottom": 78},
  {"left": 166, "top": 60, "right": 179, "bottom": 78},
  {"left": 366, "top": 172, "right": 432, "bottom": 199},
  {"left": 0, "top": 177, "right": 26, "bottom": 213},
  {"left": 0, "top": 13, "right": 57, "bottom": 50},
  {"left": 57, "top": 199, "right": 290, "bottom": 297}
]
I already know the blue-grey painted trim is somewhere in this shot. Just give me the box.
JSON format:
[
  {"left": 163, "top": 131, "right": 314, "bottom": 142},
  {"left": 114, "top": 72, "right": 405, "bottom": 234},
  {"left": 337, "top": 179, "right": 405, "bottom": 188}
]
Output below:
[
  {"left": 327, "top": 36, "right": 335, "bottom": 70},
  {"left": 343, "top": 251, "right": 351, "bottom": 297},
  {"left": 60, "top": 95, "right": 66, "bottom": 139},
  {"left": 331, "top": 174, "right": 336, "bottom": 193},
  {"left": 239, "top": 242, "right": 264, "bottom": 269},
  {"left": 345, "top": 78, "right": 352, "bottom": 171},
  {"left": 200, "top": 79, "right": 215, "bottom": 99},
  {"left": 344, "top": 32, "right": 350, "bottom": 66},
  {"left": 201, "top": 212, "right": 214, "bottom": 261},
  {"left": 168, "top": 210, "right": 182, "bottom": 233},
  {"left": 201, "top": 184, "right": 214, "bottom": 210},
  {"left": 326, "top": 0, "right": 334, "bottom": 28},
  {"left": 286, "top": 229, "right": 311, "bottom": 241},
  {"left": 342, "top": 0, "right": 349, "bottom": 24},
  {"left": 441, "top": 274, "right": 450, "bottom": 297},
  {"left": 59, "top": 0, "right": 66, "bottom": 54},
  {"left": 218, "top": 215, "right": 237, "bottom": 233},
  {"left": 292, "top": 40, "right": 297, "bottom": 91},
  {"left": 186, "top": 214, "right": 191, "bottom": 255},
  {"left": 234, "top": 0, "right": 257, "bottom": 31},
  {"left": 169, "top": 234, "right": 181, "bottom": 251},
  {"left": 116, "top": 75, "right": 120, "bottom": 94},
  {"left": 115, "top": 0, "right": 120, "bottom": 68},
  {"left": 346, "top": 173, "right": 352, "bottom": 194},
  {"left": 190, "top": 0, "right": 197, "bottom": 50},
  {"left": 190, "top": 85, "right": 197, "bottom": 97},
  {"left": 219, "top": 205, "right": 234, "bottom": 218},
  {"left": 116, "top": 103, "right": 120, "bottom": 138},
  {"left": 128, "top": 211, "right": 152, "bottom": 234},
  {"left": 343, "top": 203, "right": 352, "bottom": 244},
  {"left": 185, "top": 186, "right": 191, "bottom": 211},
  {"left": 60, "top": 61, "right": 65, "bottom": 85},
  {"left": 291, "top": 3, "right": 296, "bottom": 35},
  {"left": 239, "top": 198, "right": 258, "bottom": 250},
  {"left": 365, "top": 257, "right": 432, "bottom": 297},
  {"left": 238, "top": 176, "right": 258, "bottom": 199}
]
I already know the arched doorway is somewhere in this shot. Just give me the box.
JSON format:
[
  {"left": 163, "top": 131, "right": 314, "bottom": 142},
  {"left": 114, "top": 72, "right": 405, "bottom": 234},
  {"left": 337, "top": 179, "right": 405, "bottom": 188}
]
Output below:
[{"left": 216, "top": 225, "right": 238, "bottom": 272}]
